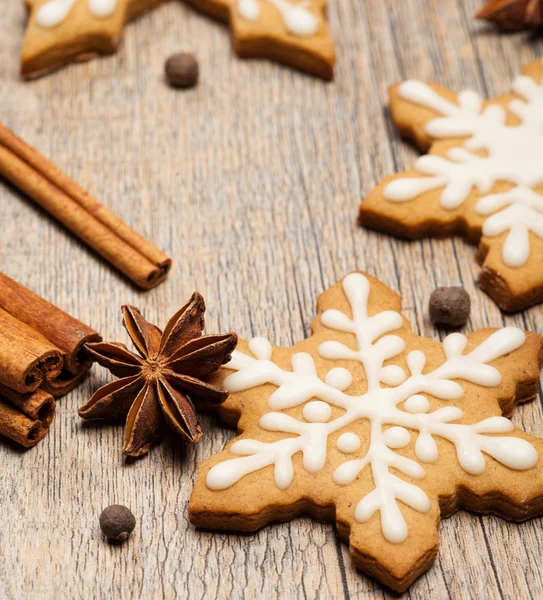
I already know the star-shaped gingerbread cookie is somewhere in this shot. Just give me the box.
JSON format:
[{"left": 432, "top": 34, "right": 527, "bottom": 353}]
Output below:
[
  {"left": 21, "top": 0, "right": 162, "bottom": 78},
  {"left": 21, "top": 0, "right": 335, "bottom": 79},
  {"left": 186, "top": 0, "right": 335, "bottom": 79},
  {"left": 359, "top": 59, "right": 543, "bottom": 312},
  {"left": 189, "top": 272, "right": 543, "bottom": 592}
]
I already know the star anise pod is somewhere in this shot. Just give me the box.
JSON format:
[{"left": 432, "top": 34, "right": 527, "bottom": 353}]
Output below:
[
  {"left": 477, "top": 0, "right": 543, "bottom": 29},
  {"left": 79, "top": 293, "right": 237, "bottom": 457}
]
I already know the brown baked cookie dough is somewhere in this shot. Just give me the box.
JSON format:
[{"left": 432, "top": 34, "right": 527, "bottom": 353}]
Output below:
[
  {"left": 21, "top": 0, "right": 335, "bottom": 80},
  {"left": 21, "top": 0, "right": 163, "bottom": 78},
  {"left": 185, "top": 0, "right": 335, "bottom": 79},
  {"left": 190, "top": 271, "right": 543, "bottom": 592}
]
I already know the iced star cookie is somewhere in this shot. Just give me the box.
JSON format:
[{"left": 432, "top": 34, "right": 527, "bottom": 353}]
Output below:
[
  {"left": 189, "top": 272, "right": 543, "bottom": 592},
  {"left": 21, "top": 0, "right": 163, "bottom": 78},
  {"left": 359, "top": 59, "right": 543, "bottom": 312},
  {"left": 185, "top": 0, "right": 335, "bottom": 79}
]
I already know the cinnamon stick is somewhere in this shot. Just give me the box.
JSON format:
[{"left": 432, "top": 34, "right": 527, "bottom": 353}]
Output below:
[
  {"left": 0, "top": 384, "right": 55, "bottom": 428},
  {"left": 0, "top": 397, "right": 54, "bottom": 448},
  {"left": 0, "top": 307, "right": 63, "bottom": 393},
  {"left": 41, "top": 370, "right": 91, "bottom": 397},
  {"left": 0, "top": 275, "right": 99, "bottom": 447},
  {"left": 0, "top": 272, "right": 101, "bottom": 375},
  {"left": 0, "top": 123, "right": 171, "bottom": 290}
]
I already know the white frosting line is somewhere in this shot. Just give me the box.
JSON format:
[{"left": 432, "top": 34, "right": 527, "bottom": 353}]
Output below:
[
  {"left": 383, "top": 61, "right": 543, "bottom": 268},
  {"left": 206, "top": 274, "right": 536, "bottom": 543},
  {"left": 36, "top": 0, "right": 117, "bottom": 27}
]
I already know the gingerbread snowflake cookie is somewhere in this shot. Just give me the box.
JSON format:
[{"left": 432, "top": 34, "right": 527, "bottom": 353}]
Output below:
[
  {"left": 20, "top": 0, "right": 162, "bottom": 78},
  {"left": 186, "top": 0, "right": 335, "bottom": 79},
  {"left": 189, "top": 272, "right": 543, "bottom": 591},
  {"left": 359, "top": 59, "right": 543, "bottom": 312}
]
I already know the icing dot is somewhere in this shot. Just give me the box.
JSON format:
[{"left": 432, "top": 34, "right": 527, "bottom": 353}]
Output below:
[
  {"left": 303, "top": 401, "right": 332, "bottom": 423},
  {"left": 325, "top": 368, "right": 352, "bottom": 391},
  {"left": 404, "top": 395, "right": 430, "bottom": 414},
  {"left": 383, "top": 427, "right": 411, "bottom": 449},
  {"left": 89, "top": 0, "right": 117, "bottom": 18},
  {"left": 336, "top": 432, "right": 361, "bottom": 454},
  {"left": 380, "top": 365, "right": 406, "bottom": 386}
]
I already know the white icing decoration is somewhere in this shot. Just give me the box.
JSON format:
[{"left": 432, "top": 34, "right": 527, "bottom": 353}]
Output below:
[
  {"left": 237, "top": 0, "right": 319, "bottom": 37},
  {"left": 337, "top": 432, "right": 361, "bottom": 454},
  {"left": 404, "top": 394, "right": 430, "bottom": 414},
  {"left": 89, "top": 0, "right": 117, "bottom": 17},
  {"left": 325, "top": 367, "right": 352, "bottom": 390},
  {"left": 36, "top": 0, "right": 117, "bottom": 27},
  {"left": 303, "top": 400, "right": 332, "bottom": 423},
  {"left": 238, "top": 0, "right": 260, "bottom": 20},
  {"left": 383, "top": 427, "right": 411, "bottom": 449},
  {"left": 206, "top": 273, "right": 537, "bottom": 544},
  {"left": 383, "top": 62, "right": 543, "bottom": 268},
  {"left": 36, "top": 0, "right": 75, "bottom": 26}
]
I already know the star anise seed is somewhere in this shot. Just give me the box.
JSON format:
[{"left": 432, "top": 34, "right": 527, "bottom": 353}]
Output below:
[{"left": 78, "top": 293, "right": 237, "bottom": 457}]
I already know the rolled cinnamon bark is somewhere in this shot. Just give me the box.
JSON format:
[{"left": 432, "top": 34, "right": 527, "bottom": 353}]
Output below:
[
  {"left": 0, "top": 398, "right": 53, "bottom": 447},
  {"left": 0, "top": 124, "right": 171, "bottom": 289},
  {"left": 41, "top": 368, "right": 90, "bottom": 397},
  {"left": 0, "top": 274, "right": 97, "bottom": 446},
  {"left": 0, "top": 272, "right": 101, "bottom": 376},
  {"left": 0, "top": 307, "right": 63, "bottom": 393},
  {"left": 0, "top": 384, "right": 56, "bottom": 427}
]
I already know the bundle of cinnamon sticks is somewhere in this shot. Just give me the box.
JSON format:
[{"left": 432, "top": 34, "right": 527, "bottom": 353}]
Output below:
[{"left": 0, "top": 272, "right": 101, "bottom": 447}]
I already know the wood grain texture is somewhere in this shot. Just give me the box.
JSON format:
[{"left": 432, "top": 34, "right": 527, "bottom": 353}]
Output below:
[{"left": 0, "top": 1, "right": 542, "bottom": 598}]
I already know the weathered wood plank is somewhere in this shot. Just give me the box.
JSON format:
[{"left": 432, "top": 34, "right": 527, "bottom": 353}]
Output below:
[{"left": 0, "top": 0, "right": 541, "bottom": 598}]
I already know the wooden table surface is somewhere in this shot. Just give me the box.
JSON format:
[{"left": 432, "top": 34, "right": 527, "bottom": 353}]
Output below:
[{"left": 1, "top": 1, "right": 542, "bottom": 598}]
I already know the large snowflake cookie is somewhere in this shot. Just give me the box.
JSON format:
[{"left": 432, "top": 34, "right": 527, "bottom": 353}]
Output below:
[
  {"left": 21, "top": 0, "right": 334, "bottom": 79},
  {"left": 359, "top": 59, "right": 543, "bottom": 312},
  {"left": 189, "top": 272, "right": 543, "bottom": 591}
]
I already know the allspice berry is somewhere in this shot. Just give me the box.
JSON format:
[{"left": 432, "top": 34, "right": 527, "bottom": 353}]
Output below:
[
  {"left": 99, "top": 505, "right": 136, "bottom": 542},
  {"left": 165, "top": 52, "right": 199, "bottom": 89},
  {"left": 429, "top": 287, "right": 471, "bottom": 327}
]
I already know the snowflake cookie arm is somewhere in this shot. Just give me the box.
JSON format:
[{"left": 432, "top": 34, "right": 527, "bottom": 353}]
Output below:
[
  {"left": 185, "top": 0, "right": 335, "bottom": 79},
  {"left": 341, "top": 434, "right": 543, "bottom": 593}
]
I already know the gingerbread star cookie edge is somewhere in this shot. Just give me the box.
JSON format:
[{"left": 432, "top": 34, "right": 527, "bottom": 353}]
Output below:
[
  {"left": 185, "top": 0, "right": 335, "bottom": 79},
  {"left": 21, "top": 0, "right": 335, "bottom": 79},
  {"left": 20, "top": 0, "right": 162, "bottom": 79}
]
